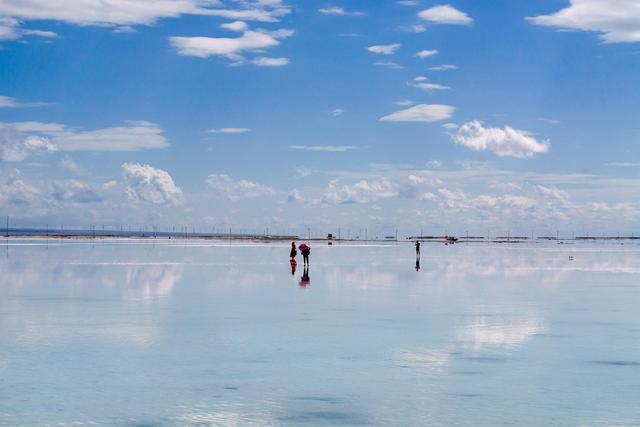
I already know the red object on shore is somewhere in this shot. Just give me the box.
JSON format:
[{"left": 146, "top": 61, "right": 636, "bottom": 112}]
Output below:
[{"left": 298, "top": 243, "right": 310, "bottom": 251}]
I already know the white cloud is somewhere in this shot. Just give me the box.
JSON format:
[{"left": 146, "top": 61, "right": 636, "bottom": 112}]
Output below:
[
  {"left": 331, "top": 108, "right": 345, "bottom": 116},
  {"left": 288, "top": 145, "right": 359, "bottom": 152},
  {"left": 206, "top": 174, "right": 275, "bottom": 200},
  {"left": 527, "top": 0, "right": 640, "bottom": 43},
  {"left": 57, "top": 155, "right": 85, "bottom": 175},
  {"left": 536, "top": 117, "right": 561, "bottom": 125},
  {"left": 0, "top": 0, "right": 291, "bottom": 40},
  {"left": 1, "top": 120, "right": 168, "bottom": 153},
  {"left": 251, "top": 56, "right": 289, "bottom": 66},
  {"left": 323, "top": 178, "right": 398, "bottom": 204},
  {"left": 452, "top": 120, "right": 550, "bottom": 158},
  {"left": 318, "top": 7, "right": 364, "bottom": 16},
  {"left": 0, "top": 95, "right": 50, "bottom": 108},
  {"left": 607, "top": 162, "right": 640, "bottom": 167},
  {"left": 417, "top": 5, "right": 473, "bottom": 25},
  {"left": 0, "top": 168, "right": 40, "bottom": 207},
  {"left": 397, "top": 1, "right": 419, "bottom": 6},
  {"left": 122, "top": 163, "right": 183, "bottom": 205},
  {"left": 395, "top": 99, "right": 414, "bottom": 106},
  {"left": 295, "top": 166, "right": 312, "bottom": 177},
  {"left": 380, "top": 104, "right": 455, "bottom": 123},
  {"left": 398, "top": 24, "right": 426, "bottom": 33},
  {"left": 0, "top": 0, "right": 291, "bottom": 41},
  {"left": 0, "top": 127, "right": 56, "bottom": 161},
  {"left": 429, "top": 64, "right": 458, "bottom": 71},
  {"left": 287, "top": 189, "right": 303, "bottom": 203},
  {"left": 374, "top": 60, "right": 404, "bottom": 69},
  {"left": 220, "top": 20, "right": 249, "bottom": 31},
  {"left": 51, "top": 180, "right": 103, "bottom": 203},
  {"left": 207, "top": 127, "right": 251, "bottom": 134},
  {"left": 0, "top": 17, "right": 57, "bottom": 40},
  {"left": 410, "top": 81, "right": 450, "bottom": 91},
  {"left": 425, "top": 160, "right": 445, "bottom": 169},
  {"left": 367, "top": 43, "right": 401, "bottom": 55},
  {"left": 170, "top": 28, "right": 292, "bottom": 60},
  {"left": 415, "top": 49, "right": 438, "bottom": 58},
  {"left": 442, "top": 122, "right": 458, "bottom": 129}
]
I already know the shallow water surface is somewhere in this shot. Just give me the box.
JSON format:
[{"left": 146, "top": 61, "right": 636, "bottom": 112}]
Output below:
[{"left": 1, "top": 239, "right": 639, "bottom": 426}]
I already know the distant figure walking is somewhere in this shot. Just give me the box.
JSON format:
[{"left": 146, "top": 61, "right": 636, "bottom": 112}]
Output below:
[
  {"left": 290, "top": 241, "right": 297, "bottom": 261},
  {"left": 415, "top": 240, "right": 420, "bottom": 257},
  {"left": 299, "top": 243, "right": 311, "bottom": 265}
]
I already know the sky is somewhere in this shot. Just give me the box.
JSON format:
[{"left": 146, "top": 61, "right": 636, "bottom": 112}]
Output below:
[{"left": 1, "top": 0, "right": 639, "bottom": 237}]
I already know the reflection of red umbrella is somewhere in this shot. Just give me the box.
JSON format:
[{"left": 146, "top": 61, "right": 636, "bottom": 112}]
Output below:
[{"left": 298, "top": 243, "right": 310, "bottom": 251}]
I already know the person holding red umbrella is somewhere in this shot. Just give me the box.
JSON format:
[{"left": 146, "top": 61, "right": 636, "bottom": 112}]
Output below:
[{"left": 299, "top": 242, "right": 311, "bottom": 265}]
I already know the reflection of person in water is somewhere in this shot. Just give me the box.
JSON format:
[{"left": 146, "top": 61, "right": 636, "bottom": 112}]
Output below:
[
  {"left": 299, "top": 265, "right": 310, "bottom": 288},
  {"left": 290, "top": 259, "right": 297, "bottom": 275},
  {"left": 415, "top": 256, "right": 420, "bottom": 271}
]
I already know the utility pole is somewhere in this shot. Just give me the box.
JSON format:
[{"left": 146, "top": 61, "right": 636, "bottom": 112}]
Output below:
[{"left": 5, "top": 216, "right": 8, "bottom": 238}]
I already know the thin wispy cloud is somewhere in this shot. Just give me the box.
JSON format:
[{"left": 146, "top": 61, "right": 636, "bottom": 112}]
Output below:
[
  {"left": 289, "top": 145, "right": 359, "bottom": 152},
  {"left": 251, "top": 57, "right": 290, "bottom": 66},
  {"left": 380, "top": 104, "right": 455, "bottom": 123},
  {"left": 318, "top": 6, "right": 365, "bottom": 16},
  {"left": 429, "top": 64, "right": 458, "bottom": 71},
  {"left": 207, "top": 128, "right": 251, "bottom": 134}
]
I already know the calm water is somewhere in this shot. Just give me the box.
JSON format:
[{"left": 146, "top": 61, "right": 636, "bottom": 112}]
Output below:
[{"left": 0, "top": 239, "right": 639, "bottom": 426}]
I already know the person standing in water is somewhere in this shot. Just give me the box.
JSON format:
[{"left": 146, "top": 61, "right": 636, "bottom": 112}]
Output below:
[
  {"left": 415, "top": 240, "right": 420, "bottom": 257},
  {"left": 299, "top": 243, "right": 311, "bottom": 266},
  {"left": 290, "top": 241, "right": 297, "bottom": 261}
]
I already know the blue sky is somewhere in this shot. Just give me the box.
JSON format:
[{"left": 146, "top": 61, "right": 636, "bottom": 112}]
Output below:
[{"left": 1, "top": 0, "right": 639, "bottom": 236}]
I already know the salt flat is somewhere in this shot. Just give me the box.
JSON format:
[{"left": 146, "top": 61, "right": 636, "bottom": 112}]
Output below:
[{"left": 0, "top": 239, "right": 639, "bottom": 426}]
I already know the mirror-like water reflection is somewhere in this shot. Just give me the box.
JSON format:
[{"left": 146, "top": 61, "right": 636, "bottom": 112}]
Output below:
[{"left": 1, "top": 239, "right": 639, "bottom": 425}]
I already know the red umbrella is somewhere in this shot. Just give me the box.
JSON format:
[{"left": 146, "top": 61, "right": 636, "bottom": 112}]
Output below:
[{"left": 298, "top": 243, "right": 310, "bottom": 251}]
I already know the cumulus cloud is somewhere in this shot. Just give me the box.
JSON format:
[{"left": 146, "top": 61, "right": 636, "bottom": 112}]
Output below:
[
  {"left": 288, "top": 145, "right": 359, "bottom": 152},
  {"left": 170, "top": 28, "right": 293, "bottom": 61},
  {"left": 367, "top": 43, "right": 401, "bottom": 55},
  {"left": 417, "top": 5, "right": 473, "bottom": 25},
  {"left": 51, "top": 180, "right": 103, "bottom": 203},
  {"left": 527, "top": 0, "right": 640, "bottom": 43},
  {"left": 323, "top": 179, "right": 398, "bottom": 204},
  {"left": 331, "top": 108, "right": 345, "bottom": 116},
  {"left": 207, "top": 127, "right": 251, "bottom": 133},
  {"left": 0, "top": 168, "right": 40, "bottom": 207},
  {"left": 250, "top": 56, "right": 290, "bottom": 66},
  {"left": 415, "top": 49, "right": 438, "bottom": 58},
  {"left": 451, "top": 120, "right": 550, "bottom": 158},
  {"left": 318, "top": 7, "right": 364, "bottom": 16},
  {"left": 287, "top": 189, "right": 303, "bottom": 203},
  {"left": 0, "top": 120, "right": 168, "bottom": 154},
  {"left": 122, "top": 163, "right": 183, "bottom": 205},
  {"left": 0, "top": 127, "right": 56, "bottom": 161},
  {"left": 206, "top": 173, "right": 275, "bottom": 200},
  {"left": 380, "top": 104, "right": 455, "bottom": 123}
]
